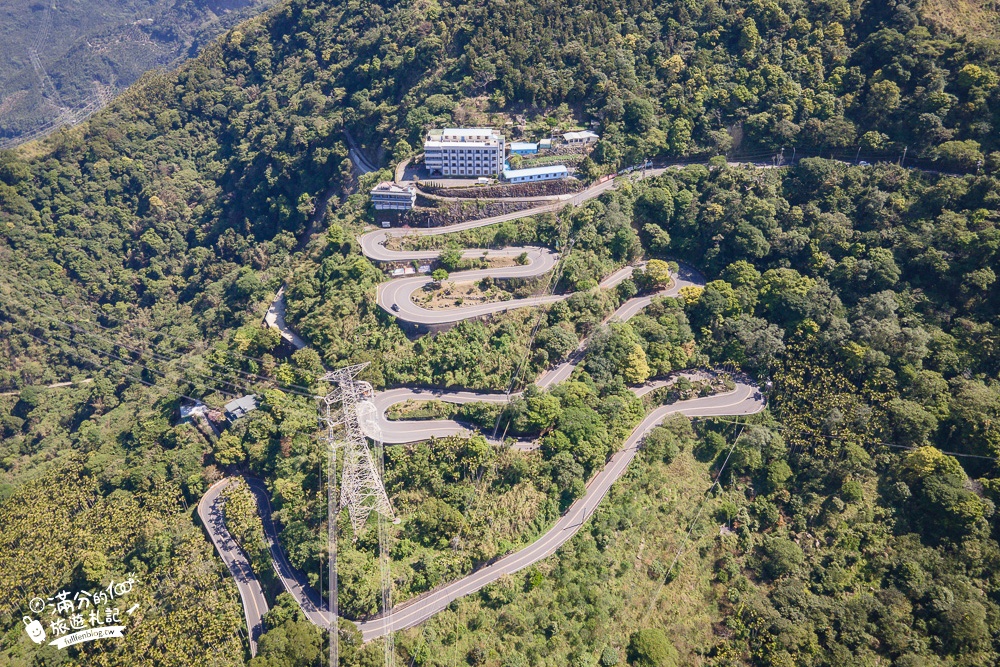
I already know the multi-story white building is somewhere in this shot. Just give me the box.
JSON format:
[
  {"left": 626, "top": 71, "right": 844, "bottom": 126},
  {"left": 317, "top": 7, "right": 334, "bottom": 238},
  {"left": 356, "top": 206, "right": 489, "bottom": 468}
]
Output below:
[
  {"left": 370, "top": 181, "right": 416, "bottom": 210},
  {"left": 424, "top": 128, "right": 505, "bottom": 177}
]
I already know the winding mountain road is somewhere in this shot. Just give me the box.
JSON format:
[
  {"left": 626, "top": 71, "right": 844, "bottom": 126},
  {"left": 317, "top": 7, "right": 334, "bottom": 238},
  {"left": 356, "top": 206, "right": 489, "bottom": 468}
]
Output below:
[
  {"left": 197, "top": 479, "right": 269, "bottom": 657},
  {"left": 204, "top": 163, "right": 765, "bottom": 648},
  {"left": 358, "top": 380, "right": 762, "bottom": 641},
  {"left": 376, "top": 246, "right": 565, "bottom": 325},
  {"left": 368, "top": 262, "right": 707, "bottom": 445},
  {"left": 359, "top": 172, "right": 668, "bottom": 326}
]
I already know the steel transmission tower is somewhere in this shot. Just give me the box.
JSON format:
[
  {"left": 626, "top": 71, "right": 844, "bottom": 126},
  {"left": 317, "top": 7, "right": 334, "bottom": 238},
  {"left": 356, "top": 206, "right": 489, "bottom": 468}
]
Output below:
[{"left": 319, "top": 363, "right": 396, "bottom": 667}]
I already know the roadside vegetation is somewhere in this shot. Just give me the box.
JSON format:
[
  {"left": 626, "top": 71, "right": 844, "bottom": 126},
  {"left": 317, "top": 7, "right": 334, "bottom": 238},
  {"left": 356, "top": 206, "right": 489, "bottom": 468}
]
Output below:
[
  {"left": 390, "top": 419, "right": 758, "bottom": 666},
  {"left": 0, "top": 0, "right": 999, "bottom": 665}
]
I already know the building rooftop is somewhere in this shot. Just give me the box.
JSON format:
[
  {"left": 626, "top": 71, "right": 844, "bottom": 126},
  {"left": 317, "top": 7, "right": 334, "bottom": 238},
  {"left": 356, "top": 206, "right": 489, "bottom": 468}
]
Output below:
[
  {"left": 426, "top": 128, "right": 503, "bottom": 144},
  {"left": 503, "top": 165, "right": 569, "bottom": 179},
  {"left": 426, "top": 140, "right": 501, "bottom": 148},
  {"left": 371, "top": 181, "right": 413, "bottom": 194},
  {"left": 442, "top": 127, "right": 498, "bottom": 137},
  {"left": 563, "top": 130, "right": 600, "bottom": 141},
  {"left": 224, "top": 395, "right": 258, "bottom": 420}
]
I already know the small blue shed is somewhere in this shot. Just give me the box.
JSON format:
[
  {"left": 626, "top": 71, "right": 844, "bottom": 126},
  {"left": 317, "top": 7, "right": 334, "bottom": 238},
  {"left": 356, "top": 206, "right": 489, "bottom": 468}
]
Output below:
[{"left": 509, "top": 142, "right": 538, "bottom": 155}]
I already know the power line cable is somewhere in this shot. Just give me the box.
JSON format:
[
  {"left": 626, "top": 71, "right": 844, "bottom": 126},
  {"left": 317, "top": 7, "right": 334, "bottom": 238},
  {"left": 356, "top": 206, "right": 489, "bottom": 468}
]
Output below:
[
  {"left": 9, "top": 275, "right": 318, "bottom": 394},
  {"left": 709, "top": 416, "right": 1000, "bottom": 462},
  {"left": 3, "top": 303, "right": 265, "bottom": 408},
  {"left": 640, "top": 421, "right": 746, "bottom": 626},
  {"left": 490, "top": 232, "right": 579, "bottom": 442},
  {"left": 2, "top": 294, "right": 260, "bottom": 401},
  {"left": 15, "top": 276, "right": 318, "bottom": 391},
  {"left": 8, "top": 324, "right": 216, "bottom": 408},
  {"left": 0, "top": 287, "right": 319, "bottom": 399}
]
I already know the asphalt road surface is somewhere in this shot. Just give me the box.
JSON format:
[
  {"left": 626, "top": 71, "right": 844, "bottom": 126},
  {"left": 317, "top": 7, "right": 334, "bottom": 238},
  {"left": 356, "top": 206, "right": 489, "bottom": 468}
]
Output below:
[
  {"left": 346, "top": 170, "right": 765, "bottom": 639},
  {"left": 376, "top": 246, "right": 565, "bottom": 325},
  {"left": 202, "top": 375, "right": 764, "bottom": 646},
  {"left": 344, "top": 129, "right": 378, "bottom": 175},
  {"left": 371, "top": 387, "right": 512, "bottom": 445},
  {"left": 197, "top": 479, "right": 269, "bottom": 657},
  {"left": 244, "top": 478, "right": 333, "bottom": 629},
  {"left": 369, "top": 263, "right": 706, "bottom": 444},
  {"left": 357, "top": 380, "right": 764, "bottom": 641},
  {"left": 205, "top": 162, "right": 765, "bottom": 647},
  {"left": 359, "top": 170, "right": 680, "bottom": 326}
]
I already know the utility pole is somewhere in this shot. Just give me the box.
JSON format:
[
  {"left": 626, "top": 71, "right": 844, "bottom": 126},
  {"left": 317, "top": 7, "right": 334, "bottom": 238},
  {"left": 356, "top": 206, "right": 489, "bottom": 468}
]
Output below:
[
  {"left": 319, "top": 384, "right": 342, "bottom": 667},
  {"left": 900, "top": 145, "right": 908, "bottom": 168},
  {"left": 855, "top": 146, "right": 862, "bottom": 164},
  {"left": 320, "top": 363, "right": 396, "bottom": 667}
]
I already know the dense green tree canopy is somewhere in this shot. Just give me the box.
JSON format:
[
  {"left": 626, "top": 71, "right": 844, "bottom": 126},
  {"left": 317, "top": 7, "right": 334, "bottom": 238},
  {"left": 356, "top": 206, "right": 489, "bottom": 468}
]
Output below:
[{"left": 2, "top": 1, "right": 1000, "bottom": 666}]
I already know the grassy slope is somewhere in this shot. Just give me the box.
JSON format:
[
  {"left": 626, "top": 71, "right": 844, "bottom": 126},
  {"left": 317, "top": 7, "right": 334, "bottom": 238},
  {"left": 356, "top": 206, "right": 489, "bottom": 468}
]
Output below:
[
  {"left": 395, "top": 430, "right": 734, "bottom": 666},
  {"left": 921, "top": 0, "right": 1000, "bottom": 40}
]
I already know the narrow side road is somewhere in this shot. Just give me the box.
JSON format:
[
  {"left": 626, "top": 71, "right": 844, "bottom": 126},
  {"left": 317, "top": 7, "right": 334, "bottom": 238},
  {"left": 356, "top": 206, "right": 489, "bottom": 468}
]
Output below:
[
  {"left": 263, "top": 286, "right": 308, "bottom": 350},
  {"left": 244, "top": 478, "right": 333, "bottom": 629},
  {"left": 197, "top": 479, "right": 269, "bottom": 657},
  {"left": 202, "top": 378, "right": 763, "bottom": 646}
]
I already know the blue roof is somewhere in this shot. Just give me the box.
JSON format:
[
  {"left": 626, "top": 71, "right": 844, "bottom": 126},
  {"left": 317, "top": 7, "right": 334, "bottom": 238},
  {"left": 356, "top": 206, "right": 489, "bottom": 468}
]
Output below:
[{"left": 503, "top": 165, "right": 568, "bottom": 178}]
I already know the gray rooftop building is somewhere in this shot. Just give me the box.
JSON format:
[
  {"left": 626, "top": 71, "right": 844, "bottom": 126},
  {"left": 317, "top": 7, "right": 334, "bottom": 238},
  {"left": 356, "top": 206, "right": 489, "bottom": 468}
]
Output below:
[{"left": 224, "top": 395, "right": 259, "bottom": 421}]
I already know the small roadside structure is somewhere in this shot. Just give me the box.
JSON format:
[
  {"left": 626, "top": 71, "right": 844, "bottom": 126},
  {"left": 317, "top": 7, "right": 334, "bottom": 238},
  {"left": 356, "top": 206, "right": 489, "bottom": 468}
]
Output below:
[
  {"left": 539, "top": 138, "right": 552, "bottom": 150},
  {"left": 502, "top": 164, "right": 569, "bottom": 183},
  {"left": 224, "top": 395, "right": 258, "bottom": 422},
  {"left": 510, "top": 141, "right": 538, "bottom": 155},
  {"left": 562, "top": 130, "right": 599, "bottom": 146},
  {"left": 370, "top": 181, "right": 416, "bottom": 210},
  {"left": 179, "top": 400, "right": 209, "bottom": 423},
  {"left": 178, "top": 399, "right": 222, "bottom": 438}
]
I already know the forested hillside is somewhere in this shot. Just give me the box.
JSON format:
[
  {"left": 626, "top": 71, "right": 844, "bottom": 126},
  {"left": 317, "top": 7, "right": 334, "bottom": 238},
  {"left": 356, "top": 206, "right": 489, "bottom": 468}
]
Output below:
[
  {"left": 1, "top": 0, "right": 999, "bottom": 666},
  {"left": 0, "top": 0, "right": 277, "bottom": 145},
  {"left": 335, "top": 0, "right": 1000, "bottom": 171}
]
